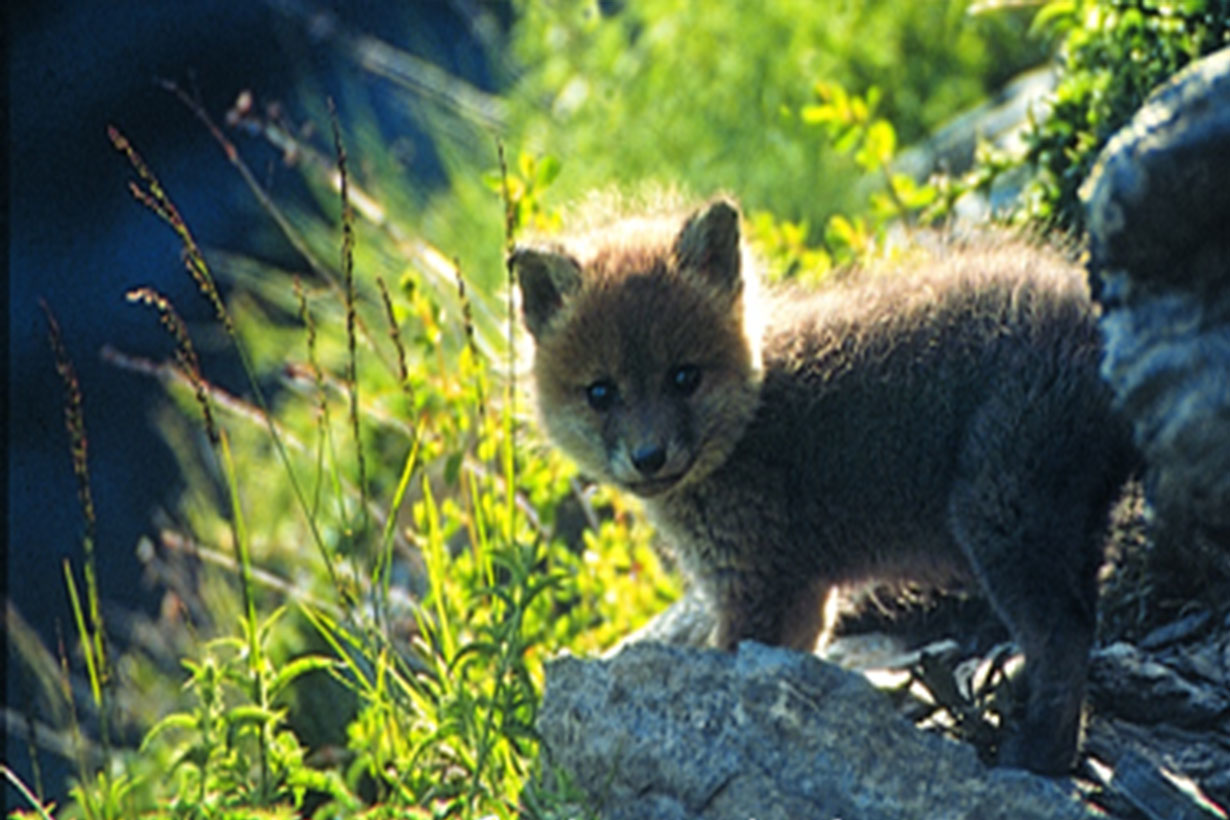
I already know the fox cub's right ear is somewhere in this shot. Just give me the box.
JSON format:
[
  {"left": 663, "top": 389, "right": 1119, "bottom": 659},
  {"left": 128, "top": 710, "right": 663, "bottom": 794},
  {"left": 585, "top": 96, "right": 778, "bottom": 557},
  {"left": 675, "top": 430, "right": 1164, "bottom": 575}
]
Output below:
[
  {"left": 510, "top": 246, "right": 583, "bottom": 340},
  {"left": 675, "top": 198, "right": 742, "bottom": 295}
]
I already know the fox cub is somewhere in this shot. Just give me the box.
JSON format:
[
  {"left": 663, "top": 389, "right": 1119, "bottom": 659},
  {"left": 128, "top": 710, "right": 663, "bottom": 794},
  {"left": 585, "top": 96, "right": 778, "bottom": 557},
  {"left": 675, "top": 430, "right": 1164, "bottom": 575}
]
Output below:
[{"left": 512, "top": 198, "right": 1136, "bottom": 774}]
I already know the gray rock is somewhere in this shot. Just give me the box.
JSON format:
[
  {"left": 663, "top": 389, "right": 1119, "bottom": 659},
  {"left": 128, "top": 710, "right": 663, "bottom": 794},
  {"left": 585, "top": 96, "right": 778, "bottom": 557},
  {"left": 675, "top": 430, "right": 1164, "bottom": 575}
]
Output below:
[
  {"left": 537, "top": 642, "right": 1095, "bottom": 819},
  {"left": 1081, "top": 46, "right": 1230, "bottom": 573},
  {"left": 609, "top": 586, "right": 716, "bottom": 654},
  {"left": 1083, "top": 48, "right": 1230, "bottom": 294},
  {"left": 1089, "top": 642, "right": 1230, "bottom": 727},
  {"left": 1138, "top": 609, "right": 1214, "bottom": 652},
  {"left": 1083, "top": 716, "right": 1230, "bottom": 816},
  {"left": 1084, "top": 748, "right": 1220, "bottom": 820}
]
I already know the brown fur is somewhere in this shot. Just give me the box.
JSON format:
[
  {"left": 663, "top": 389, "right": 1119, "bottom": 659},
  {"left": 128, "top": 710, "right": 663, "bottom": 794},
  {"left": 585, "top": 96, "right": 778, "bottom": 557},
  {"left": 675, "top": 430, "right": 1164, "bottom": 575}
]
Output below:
[{"left": 512, "top": 199, "right": 1137, "bottom": 774}]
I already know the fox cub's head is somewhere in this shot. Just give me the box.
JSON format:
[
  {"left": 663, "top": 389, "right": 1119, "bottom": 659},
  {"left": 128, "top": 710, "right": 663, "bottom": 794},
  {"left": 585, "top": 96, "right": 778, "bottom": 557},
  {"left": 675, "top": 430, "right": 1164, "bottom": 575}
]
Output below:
[{"left": 511, "top": 198, "right": 763, "bottom": 498}]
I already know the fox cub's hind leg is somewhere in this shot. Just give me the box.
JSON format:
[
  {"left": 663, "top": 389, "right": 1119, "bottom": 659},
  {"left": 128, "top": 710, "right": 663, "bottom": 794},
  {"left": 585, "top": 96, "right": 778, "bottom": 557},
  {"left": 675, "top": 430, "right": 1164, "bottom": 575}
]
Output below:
[{"left": 948, "top": 370, "right": 1119, "bottom": 774}]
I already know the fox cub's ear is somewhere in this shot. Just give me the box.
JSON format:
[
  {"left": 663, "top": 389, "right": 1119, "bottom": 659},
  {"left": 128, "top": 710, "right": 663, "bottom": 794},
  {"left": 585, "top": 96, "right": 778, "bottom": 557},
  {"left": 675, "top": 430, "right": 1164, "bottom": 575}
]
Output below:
[
  {"left": 510, "top": 246, "right": 583, "bottom": 340},
  {"left": 675, "top": 199, "right": 742, "bottom": 294}
]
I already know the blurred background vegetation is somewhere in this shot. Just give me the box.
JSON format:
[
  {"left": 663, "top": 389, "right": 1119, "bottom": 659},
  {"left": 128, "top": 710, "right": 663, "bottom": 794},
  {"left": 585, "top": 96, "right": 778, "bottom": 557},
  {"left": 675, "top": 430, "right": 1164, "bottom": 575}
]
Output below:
[{"left": 8, "top": 0, "right": 1228, "bottom": 817}]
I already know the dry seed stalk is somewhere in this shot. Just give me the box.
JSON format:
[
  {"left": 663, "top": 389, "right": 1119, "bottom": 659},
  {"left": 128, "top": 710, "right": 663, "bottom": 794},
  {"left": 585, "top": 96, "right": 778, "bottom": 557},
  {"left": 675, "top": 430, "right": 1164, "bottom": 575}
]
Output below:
[
  {"left": 108, "top": 126, "right": 232, "bottom": 334},
  {"left": 454, "top": 259, "right": 486, "bottom": 420},
  {"left": 40, "top": 302, "right": 111, "bottom": 717},
  {"left": 126, "top": 287, "right": 219, "bottom": 444},
  {"left": 376, "top": 276, "right": 411, "bottom": 395},
  {"left": 329, "top": 100, "right": 370, "bottom": 545}
]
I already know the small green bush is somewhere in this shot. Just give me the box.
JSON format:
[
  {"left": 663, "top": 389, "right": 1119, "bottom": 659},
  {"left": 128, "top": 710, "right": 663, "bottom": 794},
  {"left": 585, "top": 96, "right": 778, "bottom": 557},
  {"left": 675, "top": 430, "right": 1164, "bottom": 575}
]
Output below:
[{"left": 1020, "top": 0, "right": 1230, "bottom": 231}]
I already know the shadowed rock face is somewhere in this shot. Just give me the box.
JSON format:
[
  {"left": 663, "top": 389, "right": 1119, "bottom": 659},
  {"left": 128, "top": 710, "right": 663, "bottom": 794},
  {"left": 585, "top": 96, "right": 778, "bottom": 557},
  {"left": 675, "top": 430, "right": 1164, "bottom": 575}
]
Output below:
[{"left": 1082, "top": 46, "right": 1230, "bottom": 576}]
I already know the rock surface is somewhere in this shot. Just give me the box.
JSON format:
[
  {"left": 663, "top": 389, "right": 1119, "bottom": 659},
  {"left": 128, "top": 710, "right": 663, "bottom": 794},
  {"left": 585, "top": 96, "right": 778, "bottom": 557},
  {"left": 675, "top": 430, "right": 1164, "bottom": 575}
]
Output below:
[
  {"left": 1082, "top": 46, "right": 1230, "bottom": 576},
  {"left": 537, "top": 642, "right": 1095, "bottom": 820},
  {"left": 1083, "top": 623, "right": 1230, "bottom": 817}
]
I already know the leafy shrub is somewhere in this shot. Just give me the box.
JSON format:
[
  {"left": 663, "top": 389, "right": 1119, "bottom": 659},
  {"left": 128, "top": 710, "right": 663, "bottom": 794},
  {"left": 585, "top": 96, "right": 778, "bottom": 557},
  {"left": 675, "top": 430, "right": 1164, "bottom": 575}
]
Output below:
[{"left": 1020, "top": 0, "right": 1230, "bottom": 230}]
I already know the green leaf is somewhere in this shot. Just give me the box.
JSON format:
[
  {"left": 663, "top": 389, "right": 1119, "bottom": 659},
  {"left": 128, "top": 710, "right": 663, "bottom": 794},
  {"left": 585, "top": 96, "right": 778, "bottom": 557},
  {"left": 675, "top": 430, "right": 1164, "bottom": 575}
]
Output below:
[
  {"left": 534, "top": 155, "right": 562, "bottom": 188},
  {"left": 1028, "top": 0, "right": 1078, "bottom": 38},
  {"left": 825, "top": 214, "right": 864, "bottom": 250},
  {"left": 140, "top": 712, "right": 200, "bottom": 752},
  {"left": 856, "top": 120, "right": 896, "bottom": 170},
  {"left": 800, "top": 103, "right": 836, "bottom": 125},
  {"left": 865, "top": 85, "right": 882, "bottom": 114},
  {"left": 444, "top": 450, "right": 464, "bottom": 486},
  {"left": 518, "top": 151, "right": 535, "bottom": 181},
  {"left": 298, "top": 603, "right": 375, "bottom": 693},
  {"left": 257, "top": 605, "right": 288, "bottom": 645},
  {"left": 268, "top": 654, "right": 339, "bottom": 700},
  {"left": 3, "top": 764, "right": 57, "bottom": 820},
  {"left": 224, "top": 704, "right": 282, "bottom": 731},
  {"left": 480, "top": 169, "right": 505, "bottom": 192},
  {"left": 832, "top": 125, "right": 862, "bottom": 155},
  {"left": 62, "top": 561, "right": 102, "bottom": 708}
]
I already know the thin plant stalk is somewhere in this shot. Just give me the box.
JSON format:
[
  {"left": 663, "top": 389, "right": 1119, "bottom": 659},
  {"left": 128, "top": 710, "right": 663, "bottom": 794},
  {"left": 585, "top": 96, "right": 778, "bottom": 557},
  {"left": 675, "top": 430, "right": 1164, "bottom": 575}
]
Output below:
[
  {"left": 293, "top": 275, "right": 332, "bottom": 522},
  {"left": 123, "top": 280, "right": 276, "bottom": 801},
  {"left": 496, "top": 142, "right": 518, "bottom": 546},
  {"left": 3, "top": 765, "right": 56, "bottom": 820},
  {"left": 53, "top": 623, "right": 95, "bottom": 819},
  {"left": 216, "top": 428, "right": 270, "bottom": 795},
  {"left": 162, "top": 78, "right": 402, "bottom": 374},
  {"left": 329, "top": 99, "right": 371, "bottom": 565},
  {"left": 373, "top": 273, "right": 421, "bottom": 624},
  {"left": 109, "top": 124, "right": 341, "bottom": 596},
  {"left": 41, "top": 301, "right": 113, "bottom": 762}
]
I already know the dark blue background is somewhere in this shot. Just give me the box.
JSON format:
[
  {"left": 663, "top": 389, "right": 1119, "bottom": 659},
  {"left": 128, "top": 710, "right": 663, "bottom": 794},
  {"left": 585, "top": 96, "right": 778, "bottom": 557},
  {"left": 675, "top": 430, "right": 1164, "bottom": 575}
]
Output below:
[{"left": 6, "top": 2, "right": 497, "bottom": 806}]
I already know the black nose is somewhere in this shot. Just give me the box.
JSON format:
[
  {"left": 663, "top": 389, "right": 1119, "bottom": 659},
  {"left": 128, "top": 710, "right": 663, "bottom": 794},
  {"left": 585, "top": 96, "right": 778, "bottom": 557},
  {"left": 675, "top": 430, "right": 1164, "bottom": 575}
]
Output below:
[{"left": 631, "top": 444, "right": 667, "bottom": 476}]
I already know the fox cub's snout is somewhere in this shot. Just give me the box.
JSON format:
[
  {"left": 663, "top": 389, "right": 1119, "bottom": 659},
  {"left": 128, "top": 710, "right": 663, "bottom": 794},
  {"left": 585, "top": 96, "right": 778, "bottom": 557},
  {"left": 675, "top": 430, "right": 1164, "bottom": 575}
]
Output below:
[{"left": 511, "top": 200, "right": 762, "bottom": 497}]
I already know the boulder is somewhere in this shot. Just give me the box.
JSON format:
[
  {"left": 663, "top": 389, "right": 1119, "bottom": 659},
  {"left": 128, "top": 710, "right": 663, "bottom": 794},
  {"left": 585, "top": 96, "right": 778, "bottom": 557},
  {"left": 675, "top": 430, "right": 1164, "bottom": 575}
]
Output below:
[
  {"left": 1082, "top": 46, "right": 1230, "bottom": 577},
  {"left": 537, "top": 642, "right": 1095, "bottom": 819}
]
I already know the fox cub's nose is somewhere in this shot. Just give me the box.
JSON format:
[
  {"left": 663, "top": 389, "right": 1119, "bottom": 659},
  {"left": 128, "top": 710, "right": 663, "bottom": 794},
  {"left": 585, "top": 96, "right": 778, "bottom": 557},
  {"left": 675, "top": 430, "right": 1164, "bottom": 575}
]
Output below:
[{"left": 631, "top": 444, "right": 667, "bottom": 476}]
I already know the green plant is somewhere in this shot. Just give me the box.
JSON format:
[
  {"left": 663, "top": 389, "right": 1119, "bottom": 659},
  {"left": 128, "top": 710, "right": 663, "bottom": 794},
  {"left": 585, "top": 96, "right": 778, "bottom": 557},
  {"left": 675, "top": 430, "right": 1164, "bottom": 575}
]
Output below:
[
  {"left": 5, "top": 764, "right": 57, "bottom": 820},
  {"left": 34, "top": 303, "right": 131, "bottom": 820},
  {"left": 25, "top": 87, "right": 675, "bottom": 817},
  {"left": 755, "top": 77, "right": 990, "bottom": 275},
  {"left": 139, "top": 610, "right": 341, "bottom": 816},
  {"left": 798, "top": 82, "right": 945, "bottom": 265},
  {"left": 1020, "top": 0, "right": 1230, "bottom": 231}
]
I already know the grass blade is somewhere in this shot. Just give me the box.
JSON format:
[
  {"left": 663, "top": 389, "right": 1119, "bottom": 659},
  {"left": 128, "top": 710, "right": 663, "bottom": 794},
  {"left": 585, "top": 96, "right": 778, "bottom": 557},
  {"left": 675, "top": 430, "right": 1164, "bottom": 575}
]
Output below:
[
  {"left": 3, "top": 764, "right": 56, "bottom": 820},
  {"left": 61, "top": 561, "right": 101, "bottom": 710}
]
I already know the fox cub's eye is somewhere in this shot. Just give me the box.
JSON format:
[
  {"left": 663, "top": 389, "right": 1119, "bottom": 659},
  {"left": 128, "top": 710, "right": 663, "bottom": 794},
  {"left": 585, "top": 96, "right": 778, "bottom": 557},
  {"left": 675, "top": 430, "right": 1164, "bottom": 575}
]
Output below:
[
  {"left": 585, "top": 379, "right": 618, "bottom": 411},
  {"left": 670, "top": 365, "right": 702, "bottom": 396}
]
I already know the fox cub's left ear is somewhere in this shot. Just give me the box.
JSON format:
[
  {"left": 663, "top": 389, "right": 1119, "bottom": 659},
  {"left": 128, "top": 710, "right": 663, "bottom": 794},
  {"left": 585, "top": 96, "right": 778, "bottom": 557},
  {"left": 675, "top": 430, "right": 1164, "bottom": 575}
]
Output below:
[
  {"left": 510, "top": 245, "right": 582, "bottom": 340},
  {"left": 675, "top": 198, "right": 742, "bottom": 294}
]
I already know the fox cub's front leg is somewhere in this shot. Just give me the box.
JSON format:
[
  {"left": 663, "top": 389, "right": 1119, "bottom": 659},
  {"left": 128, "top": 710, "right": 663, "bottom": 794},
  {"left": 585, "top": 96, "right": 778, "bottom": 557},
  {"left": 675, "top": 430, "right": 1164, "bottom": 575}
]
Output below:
[{"left": 709, "top": 569, "right": 830, "bottom": 653}]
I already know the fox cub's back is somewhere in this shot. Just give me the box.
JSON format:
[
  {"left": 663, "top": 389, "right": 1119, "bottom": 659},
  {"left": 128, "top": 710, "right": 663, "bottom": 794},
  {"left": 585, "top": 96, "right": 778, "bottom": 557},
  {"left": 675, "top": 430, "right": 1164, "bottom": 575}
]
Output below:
[{"left": 512, "top": 199, "right": 1135, "bottom": 776}]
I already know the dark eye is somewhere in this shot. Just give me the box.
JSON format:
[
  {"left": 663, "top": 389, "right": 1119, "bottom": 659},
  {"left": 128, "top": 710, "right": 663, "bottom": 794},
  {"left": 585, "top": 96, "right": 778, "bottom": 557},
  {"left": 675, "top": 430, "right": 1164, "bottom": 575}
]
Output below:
[
  {"left": 670, "top": 365, "right": 701, "bottom": 396},
  {"left": 585, "top": 379, "right": 617, "bottom": 411}
]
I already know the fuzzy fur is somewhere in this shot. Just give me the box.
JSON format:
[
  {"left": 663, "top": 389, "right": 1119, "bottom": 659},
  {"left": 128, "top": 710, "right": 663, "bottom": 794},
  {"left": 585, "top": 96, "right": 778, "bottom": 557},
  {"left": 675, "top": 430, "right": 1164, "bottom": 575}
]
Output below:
[{"left": 512, "top": 198, "right": 1137, "bottom": 774}]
